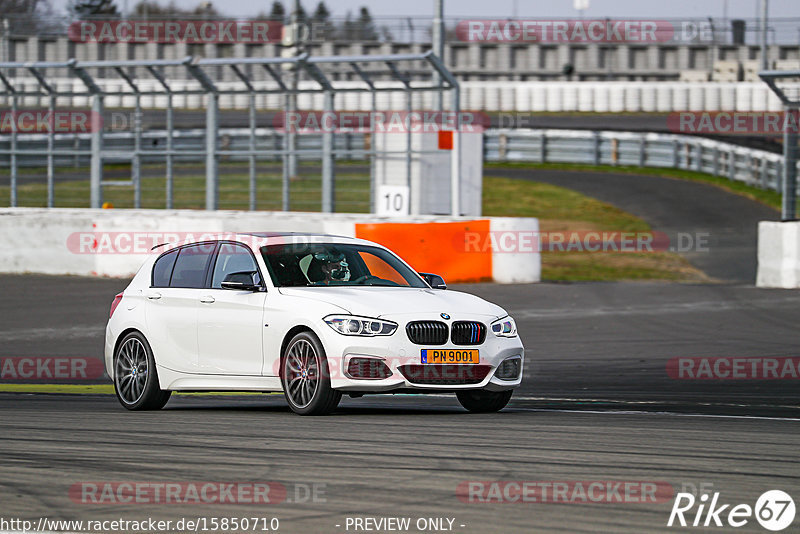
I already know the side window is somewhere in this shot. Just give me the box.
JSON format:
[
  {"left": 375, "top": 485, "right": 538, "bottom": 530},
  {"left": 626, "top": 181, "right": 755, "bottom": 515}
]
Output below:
[
  {"left": 170, "top": 243, "right": 215, "bottom": 289},
  {"left": 211, "top": 243, "right": 260, "bottom": 289},
  {"left": 152, "top": 249, "right": 178, "bottom": 287}
]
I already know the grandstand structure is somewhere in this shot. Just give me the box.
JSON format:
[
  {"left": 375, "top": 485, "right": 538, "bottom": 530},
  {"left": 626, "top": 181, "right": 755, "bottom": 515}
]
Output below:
[{"left": 2, "top": 17, "right": 800, "bottom": 82}]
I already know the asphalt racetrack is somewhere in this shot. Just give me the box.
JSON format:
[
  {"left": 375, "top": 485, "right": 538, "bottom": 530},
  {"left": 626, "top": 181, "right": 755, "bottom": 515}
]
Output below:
[
  {"left": 494, "top": 167, "right": 780, "bottom": 284},
  {"left": 1, "top": 275, "right": 799, "bottom": 533}
]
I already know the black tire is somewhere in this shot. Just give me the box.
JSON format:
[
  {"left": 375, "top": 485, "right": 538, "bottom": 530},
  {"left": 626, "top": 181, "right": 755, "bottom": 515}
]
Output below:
[
  {"left": 281, "top": 331, "right": 341, "bottom": 416},
  {"left": 456, "top": 389, "right": 513, "bottom": 413},
  {"left": 113, "top": 331, "right": 171, "bottom": 411}
]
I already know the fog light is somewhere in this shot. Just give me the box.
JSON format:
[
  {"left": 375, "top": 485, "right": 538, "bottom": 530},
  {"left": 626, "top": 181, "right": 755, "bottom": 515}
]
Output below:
[
  {"left": 495, "top": 357, "right": 521, "bottom": 380},
  {"left": 347, "top": 357, "right": 392, "bottom": 380}
]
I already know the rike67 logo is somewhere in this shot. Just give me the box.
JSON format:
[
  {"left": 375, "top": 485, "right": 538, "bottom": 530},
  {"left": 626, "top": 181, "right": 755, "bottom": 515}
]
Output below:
[{"left": 668, "top": 490, "right": 795, "bottom": 531}]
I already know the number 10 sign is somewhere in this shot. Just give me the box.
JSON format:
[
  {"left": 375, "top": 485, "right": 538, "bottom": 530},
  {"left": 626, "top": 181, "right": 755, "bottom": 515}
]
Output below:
[{"left": 376, "top": 185, "right": 410, "bottom": 217}]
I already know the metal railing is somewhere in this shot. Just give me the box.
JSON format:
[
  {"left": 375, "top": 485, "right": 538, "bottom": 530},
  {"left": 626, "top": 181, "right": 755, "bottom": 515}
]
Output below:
[
  {"left": 0, "top": 52, "right": 462, "bottom": 213},
  {"left": 486, "top": 129, "right": 789, "bottom": 192},
  {"left": 1, "top": 128, "right": 793, "bottom": 210}
]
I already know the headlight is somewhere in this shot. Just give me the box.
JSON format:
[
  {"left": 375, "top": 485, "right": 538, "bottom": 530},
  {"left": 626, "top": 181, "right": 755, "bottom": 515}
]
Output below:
[
  {"left": 491, "top": 316, "right": 517, "bottom": 337},
  {"left": 324, "top": 315, "right": 398, "bottom": 336}
]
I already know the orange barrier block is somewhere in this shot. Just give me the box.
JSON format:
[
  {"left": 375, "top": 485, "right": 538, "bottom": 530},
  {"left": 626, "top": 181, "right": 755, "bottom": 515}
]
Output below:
[{"left": 355, "top": 220, "right": 492, "bottom": 283}]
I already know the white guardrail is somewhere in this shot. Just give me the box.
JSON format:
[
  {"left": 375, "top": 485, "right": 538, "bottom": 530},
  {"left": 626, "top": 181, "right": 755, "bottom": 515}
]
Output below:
[
  {"left": 487, "top": 129, "right": 792, "bottom": 193},
  {"left": 1, "top": 80, "right": 798, "bottom": 113}
]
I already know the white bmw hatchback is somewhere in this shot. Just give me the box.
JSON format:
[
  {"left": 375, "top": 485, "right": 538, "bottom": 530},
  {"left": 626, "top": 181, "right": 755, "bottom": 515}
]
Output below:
[{"left": 105, "top": 233, "right": 524, "bottom": 415}]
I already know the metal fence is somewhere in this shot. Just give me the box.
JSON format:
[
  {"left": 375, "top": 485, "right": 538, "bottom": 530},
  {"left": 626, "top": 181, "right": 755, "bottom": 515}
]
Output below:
[
  {"left": 0, "top": 52, "right": 462, "bottom": 213},
  {"left": 1, "top": 128, "right": 793, "bottom": 210}
]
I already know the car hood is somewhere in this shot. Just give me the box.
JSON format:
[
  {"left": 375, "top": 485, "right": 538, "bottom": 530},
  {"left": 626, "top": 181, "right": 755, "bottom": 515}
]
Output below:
[{"left": 277, "top": 286, "right": 507, "bottom": 320}]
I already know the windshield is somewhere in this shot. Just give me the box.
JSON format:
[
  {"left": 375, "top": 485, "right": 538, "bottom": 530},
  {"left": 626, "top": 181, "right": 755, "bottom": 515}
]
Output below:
[{"left": 261, "top": 243, "right": 428, "bottom": 288}]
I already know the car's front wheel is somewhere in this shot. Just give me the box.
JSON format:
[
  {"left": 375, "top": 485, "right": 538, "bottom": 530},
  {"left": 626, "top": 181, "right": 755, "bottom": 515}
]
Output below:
[
  {"left": 281, "top": 332, "right": 341, "bottom": 416},
  {"left": 113, "top": 331, "right": 171, "bottom": 411},
  {"left": 456, "top": 389, "right": 513, "bottom": 413}
]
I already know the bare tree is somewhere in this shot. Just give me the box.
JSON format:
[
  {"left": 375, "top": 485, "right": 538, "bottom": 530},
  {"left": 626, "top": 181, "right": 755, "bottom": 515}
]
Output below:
[
  {"left": 311, "top": 1, "right": 334, "bottom": 41},
  {"left": 356, "top": 6, "right": 377, "bottom": 41},
  {"left": 129, "top": 0, "right": 219, "bottom": 18},
  {"left": 0, "top": 0, "right": 63, "bottom": 34},
  {"left": 69, "top": 0, "right": 119, "bottom": 18}
]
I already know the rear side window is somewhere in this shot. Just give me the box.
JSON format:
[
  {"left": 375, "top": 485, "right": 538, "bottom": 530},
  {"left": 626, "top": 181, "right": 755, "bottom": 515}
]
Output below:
[
  {"left": 170, "top": 243, "right": 215, "bottom": 288},
  {"left": 152, "top": 249, "right": 178, "bottom": 287}
]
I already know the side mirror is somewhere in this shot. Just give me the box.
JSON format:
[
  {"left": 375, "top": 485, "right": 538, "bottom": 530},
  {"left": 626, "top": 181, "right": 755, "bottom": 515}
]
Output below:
[
  {"left": 420, "top": 272, "right": 447, "bottom": 290},
  {"left": 221, "top": 271, "right": 262, "bottom": 292}
]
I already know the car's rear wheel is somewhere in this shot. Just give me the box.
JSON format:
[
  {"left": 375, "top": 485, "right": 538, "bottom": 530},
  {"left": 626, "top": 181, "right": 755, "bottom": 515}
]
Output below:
[
  {"left": 456, "top": 389, "right": 513, "bottom": 413},
  {"left": 281, "top": 332, "right": 341, "bottom": 416},
  {"left": 114, "top": 331, "right": 171, "bottom": 411}
]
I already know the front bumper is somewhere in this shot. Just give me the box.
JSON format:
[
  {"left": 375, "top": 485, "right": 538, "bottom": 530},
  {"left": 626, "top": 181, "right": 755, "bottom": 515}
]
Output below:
[{"left": 318, "top": 314, "right": 525, "bottom": 392}]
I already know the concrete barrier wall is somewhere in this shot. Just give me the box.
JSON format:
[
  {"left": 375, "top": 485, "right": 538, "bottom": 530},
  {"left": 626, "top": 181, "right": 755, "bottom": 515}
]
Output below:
[
  {"left": 757, "top": 221, "right": 800, "bottom": 289},
  {"left": 0, "top": 208, "right": 540, "bottom": 284}
]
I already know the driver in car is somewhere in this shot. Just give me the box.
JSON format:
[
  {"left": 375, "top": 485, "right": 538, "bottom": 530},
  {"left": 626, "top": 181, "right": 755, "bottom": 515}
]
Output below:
[{"left": 307, "top": 251, "right": 350, "bottom": 285}]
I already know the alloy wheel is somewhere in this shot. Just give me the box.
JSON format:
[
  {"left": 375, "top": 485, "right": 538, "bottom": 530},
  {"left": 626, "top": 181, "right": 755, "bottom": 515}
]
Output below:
[
  {"left": 284, "top": 339, "right": 320, "bottom": 409},
  {"left": 115, "top": 337, "right": 149, "bottom": 405}
]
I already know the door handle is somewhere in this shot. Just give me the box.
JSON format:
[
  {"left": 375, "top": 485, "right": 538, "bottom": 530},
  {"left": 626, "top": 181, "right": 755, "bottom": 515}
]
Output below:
[
  {"left": 200, "top": 296, "right": 216, "bottom": 304},
  {"left": 147, "top": 292, "right": 162, "bottom": 300}
]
